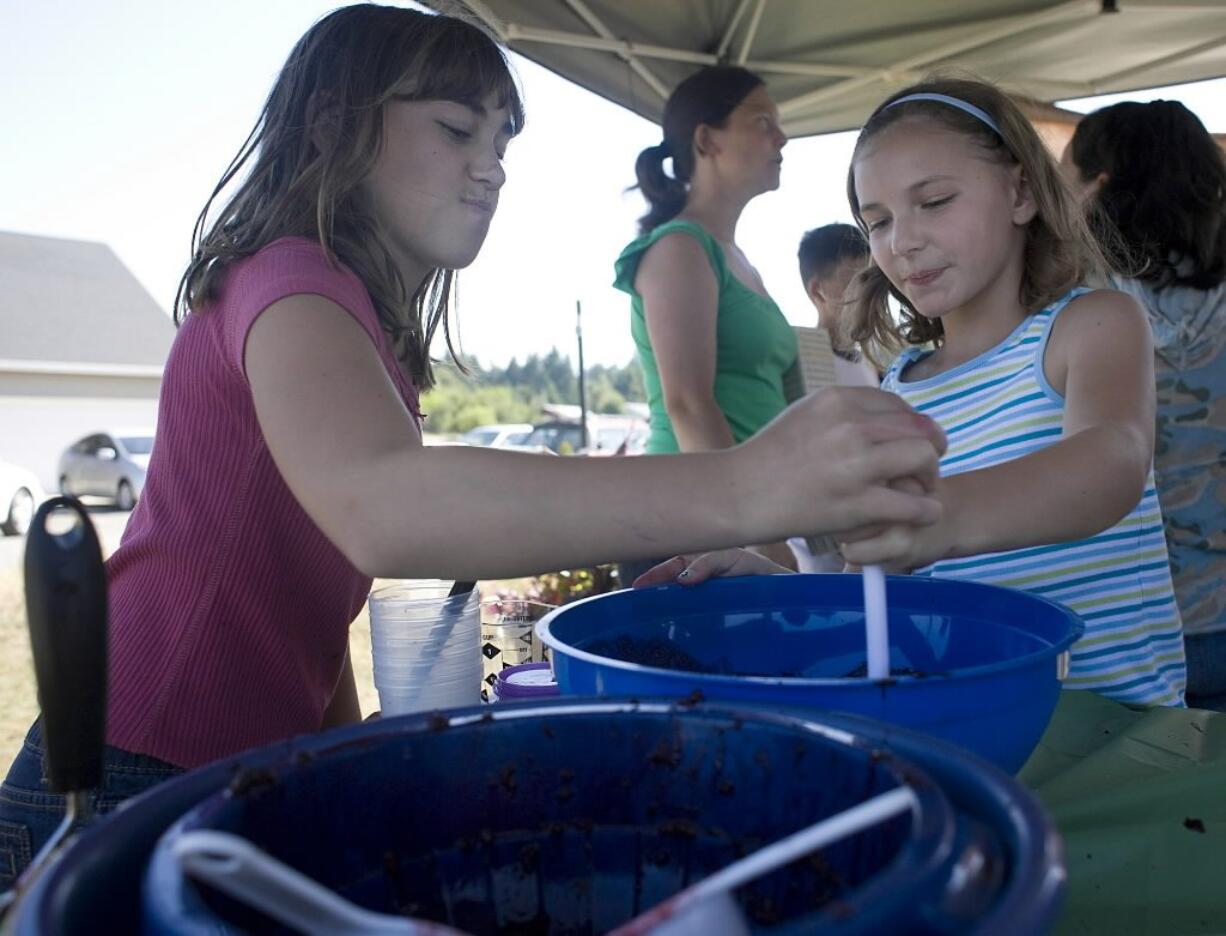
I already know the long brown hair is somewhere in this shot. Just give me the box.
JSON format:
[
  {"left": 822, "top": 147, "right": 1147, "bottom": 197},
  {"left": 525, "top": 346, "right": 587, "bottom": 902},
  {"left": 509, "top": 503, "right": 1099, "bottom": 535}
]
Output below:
[
  {"left": 843, "top": 76, "right": 1109, "bottom": 366},
  {"left": 1070, "top": 100, "right": 1226, "bottom": 291},
  {"left": 174, "top": 4, "right": 524, "bottom": 390}
]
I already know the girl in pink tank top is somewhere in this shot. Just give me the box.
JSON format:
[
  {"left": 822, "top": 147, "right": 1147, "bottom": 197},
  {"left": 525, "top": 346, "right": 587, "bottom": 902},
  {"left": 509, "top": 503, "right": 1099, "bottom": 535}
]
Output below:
[{"left": 0, "top": 4, "right": 949, "bottom": 888}]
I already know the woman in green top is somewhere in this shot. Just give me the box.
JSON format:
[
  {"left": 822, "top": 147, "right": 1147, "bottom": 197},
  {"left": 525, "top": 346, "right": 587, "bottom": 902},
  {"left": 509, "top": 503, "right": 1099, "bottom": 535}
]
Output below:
[{"left": 614, "top": 66, "right": 799, "bottom": 572}]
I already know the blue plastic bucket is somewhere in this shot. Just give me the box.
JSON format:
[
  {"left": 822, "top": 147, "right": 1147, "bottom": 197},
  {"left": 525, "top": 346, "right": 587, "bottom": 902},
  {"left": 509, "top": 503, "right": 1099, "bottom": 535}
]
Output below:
[
  {"left": 143, "top": 703, "right": 965, "bottom": 934},
  {"left": 10, "top": 702, "right": 1064, "bottom": 935},
  {"left": 537, "top": 575, "right": 1084, "bottom": 772}
]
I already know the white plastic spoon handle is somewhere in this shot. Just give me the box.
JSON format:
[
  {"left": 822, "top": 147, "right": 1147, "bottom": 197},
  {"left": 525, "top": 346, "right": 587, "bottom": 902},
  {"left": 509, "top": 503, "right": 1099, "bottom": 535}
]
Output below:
[
  {"left": 609, "top": 785, "right": 917, "bottom": 936},
  {"left": 863, "top": 564, "right": 891, "bottom": 680},
  {"left": 687, "top": 785, "right": 916, "bottom": 902},
  {"left": 172, "top": 830, "right": 445, "bottom": 935}
]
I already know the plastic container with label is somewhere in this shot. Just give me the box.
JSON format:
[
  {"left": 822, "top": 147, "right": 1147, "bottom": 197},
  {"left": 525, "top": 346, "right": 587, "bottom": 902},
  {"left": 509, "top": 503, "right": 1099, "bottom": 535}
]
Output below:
[{"left": 491, "top": 661, "right": 559, "bottom": 702}]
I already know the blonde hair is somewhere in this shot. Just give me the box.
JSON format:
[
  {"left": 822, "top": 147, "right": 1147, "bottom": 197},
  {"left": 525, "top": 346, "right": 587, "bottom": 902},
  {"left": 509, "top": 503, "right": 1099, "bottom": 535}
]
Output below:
[
  {"left": 175, "top": 4, "right": 523, "bottom": 390},
  {"left": 843, "top": 76, "right": 1110, "bottom": 367}
]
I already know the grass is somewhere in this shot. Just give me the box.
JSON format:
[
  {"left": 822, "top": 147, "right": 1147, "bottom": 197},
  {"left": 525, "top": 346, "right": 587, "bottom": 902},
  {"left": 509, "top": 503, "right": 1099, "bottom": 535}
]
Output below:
[{"left": 0, "top": 568, "right": 38, "bottom": 770}]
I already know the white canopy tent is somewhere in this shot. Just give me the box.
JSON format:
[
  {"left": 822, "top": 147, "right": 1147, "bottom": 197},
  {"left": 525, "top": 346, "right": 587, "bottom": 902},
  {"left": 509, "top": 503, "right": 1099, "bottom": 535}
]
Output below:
[{"left": 429, "top": 0, "right": 1226, "bottom": 137}]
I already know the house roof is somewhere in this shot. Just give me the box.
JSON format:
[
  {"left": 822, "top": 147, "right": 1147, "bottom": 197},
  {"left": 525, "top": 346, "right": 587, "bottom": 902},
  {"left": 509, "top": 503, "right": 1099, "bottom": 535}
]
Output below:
[{"left": 0, "top": 230, "right": 174, "bottom": 370}]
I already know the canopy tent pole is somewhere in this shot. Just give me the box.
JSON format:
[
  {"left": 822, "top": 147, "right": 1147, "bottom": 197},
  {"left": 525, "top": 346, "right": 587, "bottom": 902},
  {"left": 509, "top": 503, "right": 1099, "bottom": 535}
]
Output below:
[
  {"left": 735, "top": 0, "right": 769, "bottom": 66},
  {"left": 562, "top": 0, "right": 670, "bottom": 99},
  {"left": 1092, "top": 30, "right": 1226, "bottom": 87},
  {"left": 777, "top": 0, "right": 1097, "bottom": 115},
  {"left": 499, "top": 27, "right": 718, "bottom": 67},
  {"left": 716, "top": 0, "right": 755, "bottom": 60}
]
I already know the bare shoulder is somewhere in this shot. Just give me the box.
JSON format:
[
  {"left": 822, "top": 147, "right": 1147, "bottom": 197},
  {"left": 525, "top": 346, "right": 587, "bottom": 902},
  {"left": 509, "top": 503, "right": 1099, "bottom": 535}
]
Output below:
[
  {"left": 250, "top": 292, "right": 373, "bottom": 346},
  {"left": 1058, "top": 288, "right": 1148, "bottom": 330},
  {"left": 246, "top": 292, "right": 387, "bottom": 381},
  {"left": 1045, "top": 289, "right": 1153, "bottom": 391},
  {"left": 636, "top": 230, "right": 716, "bottom": 293},
  {"left": 1051, "top": 288, "right": 1151, "bottom": 353}
]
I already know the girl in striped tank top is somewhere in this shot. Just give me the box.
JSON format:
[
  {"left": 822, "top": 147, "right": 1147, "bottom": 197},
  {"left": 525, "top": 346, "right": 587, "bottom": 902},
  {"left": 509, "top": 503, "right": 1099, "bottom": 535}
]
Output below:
[
  {"left": 644, "top": 77, "right": 1187, "bottom": 707},
  {"left": 847, "top": 78, "right": 1185, "bottom": 706}
]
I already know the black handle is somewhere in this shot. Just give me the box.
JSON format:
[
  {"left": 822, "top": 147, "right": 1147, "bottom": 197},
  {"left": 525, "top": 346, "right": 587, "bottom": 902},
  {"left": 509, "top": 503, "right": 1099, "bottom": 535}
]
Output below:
[
  {"left": 23, "top": 497, "right": 108, "bottom": 793},
  {"left": 448, "top": 580, "right": 476, "bottom": 598}
]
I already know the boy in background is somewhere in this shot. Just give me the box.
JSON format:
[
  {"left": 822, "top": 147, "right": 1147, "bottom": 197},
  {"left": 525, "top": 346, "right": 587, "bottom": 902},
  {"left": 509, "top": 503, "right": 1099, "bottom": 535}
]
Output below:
[
  {"left": 798, "top": 223, "right": 879, "bottom": 387},
  {"left": 789, "top": 224, "right": 879, "bottom": 571}
]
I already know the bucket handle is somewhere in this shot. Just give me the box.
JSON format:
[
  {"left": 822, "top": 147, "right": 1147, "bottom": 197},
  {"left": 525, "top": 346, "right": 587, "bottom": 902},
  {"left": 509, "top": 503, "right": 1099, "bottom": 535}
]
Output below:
[
  {"left": 174, "top": 785, "right": 916, "bottom": 936},
  {"left": 172, "top": 830, "right": 466, "bottom": 936},
  {"left": 609, "top": 785, "right": 918, "bottom": 935},
  {"left": 0, "top": 498, "right": 109, "bottom": 922}
]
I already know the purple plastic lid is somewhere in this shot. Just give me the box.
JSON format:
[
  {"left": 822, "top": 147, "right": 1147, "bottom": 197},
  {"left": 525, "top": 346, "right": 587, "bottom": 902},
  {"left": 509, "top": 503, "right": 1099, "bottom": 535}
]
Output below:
[{"left": 493, "top": 662, "right": 559, "bottom": 700}]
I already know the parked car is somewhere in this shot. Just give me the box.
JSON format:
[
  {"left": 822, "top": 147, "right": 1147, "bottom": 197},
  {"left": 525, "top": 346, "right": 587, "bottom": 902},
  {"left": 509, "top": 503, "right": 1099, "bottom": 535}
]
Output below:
[
  {"left": 58, "top": 430, "right": 154, "bottom": 510},
  {"left": 457, "top": 423, "right": 535, "bottom": 448},
  {"left": 520, "top": 416, "right": 649, "bottom": 456},
  {"left": 588, "top": 419, "right": 649, "bottom": 456},
  {"left": 0, "top": 456, "right": 44, "bottom": 536},
  {"left": 519, "top": 421, "right": 586, "bottom": 455}
]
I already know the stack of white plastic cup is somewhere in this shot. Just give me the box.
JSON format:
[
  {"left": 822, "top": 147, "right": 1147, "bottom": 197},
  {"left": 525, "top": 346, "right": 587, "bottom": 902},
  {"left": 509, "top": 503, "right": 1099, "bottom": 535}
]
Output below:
[{"left": 368, "top": 580, "right": 481, "bottom": 716}]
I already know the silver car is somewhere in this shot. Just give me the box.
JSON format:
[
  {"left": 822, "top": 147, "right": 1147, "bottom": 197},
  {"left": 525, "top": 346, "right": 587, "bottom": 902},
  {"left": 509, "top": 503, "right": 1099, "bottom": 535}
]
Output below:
[
  {"left": 458, "top": 423, "right": 534, "bottom": 448},
  {"left": 58, "top": 431, "right": 154, "bottom": 510},
  {"left": 0, "top": 456, "right": 43, "bottom": 536}
]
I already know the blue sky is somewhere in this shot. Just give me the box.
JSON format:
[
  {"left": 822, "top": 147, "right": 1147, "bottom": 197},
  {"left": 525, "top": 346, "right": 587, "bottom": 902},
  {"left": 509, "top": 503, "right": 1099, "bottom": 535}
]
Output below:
[{"left": 3, "top": 1, "right": 1224, "bottom": 367}]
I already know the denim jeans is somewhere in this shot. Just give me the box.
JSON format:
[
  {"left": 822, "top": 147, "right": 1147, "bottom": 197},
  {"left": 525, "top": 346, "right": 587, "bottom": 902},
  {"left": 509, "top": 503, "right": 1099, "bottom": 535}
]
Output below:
[
  {"left": 1186, "top": 630, "right": 1226, "bottom": 711},
  {"left": 0, "top": 720, "right": 183, "bottom": 891}
]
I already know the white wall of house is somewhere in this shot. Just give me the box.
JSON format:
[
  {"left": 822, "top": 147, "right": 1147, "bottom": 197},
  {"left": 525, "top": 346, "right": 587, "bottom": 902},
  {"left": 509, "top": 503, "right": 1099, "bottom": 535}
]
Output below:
[{"left": 0, "top": 369, "right": 161, "bottom": 491}]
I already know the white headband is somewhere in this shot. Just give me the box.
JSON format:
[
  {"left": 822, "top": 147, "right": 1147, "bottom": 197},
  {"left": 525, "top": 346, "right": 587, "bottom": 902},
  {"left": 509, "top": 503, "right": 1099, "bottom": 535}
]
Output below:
[{"left": 882, "top": 92, "right": 1003, "bottom": 137}]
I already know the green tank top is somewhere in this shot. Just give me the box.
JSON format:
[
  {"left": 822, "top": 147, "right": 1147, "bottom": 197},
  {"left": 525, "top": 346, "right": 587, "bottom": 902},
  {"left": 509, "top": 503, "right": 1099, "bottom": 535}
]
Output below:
[{"left": 613, "top": 220, "right": 799, "bottom": 454}]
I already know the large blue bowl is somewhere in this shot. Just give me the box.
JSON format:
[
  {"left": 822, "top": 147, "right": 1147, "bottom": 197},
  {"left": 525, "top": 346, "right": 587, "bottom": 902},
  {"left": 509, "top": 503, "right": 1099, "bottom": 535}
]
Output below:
[
  {"left": 537, "top": 574, "right": 1084, "bottom": 773},
  {"left": 143, "top": 703, "right": 960, "bottom": 935},
  {"left": 10, "top": 703, "right": 1065, "bottom": 935}
]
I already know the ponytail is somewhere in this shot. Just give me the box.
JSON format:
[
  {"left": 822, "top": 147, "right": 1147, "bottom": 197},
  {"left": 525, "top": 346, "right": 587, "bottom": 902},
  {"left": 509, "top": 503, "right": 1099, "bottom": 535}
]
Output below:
[{"left": 635, "top": 142, "right": 688, "bottom": 234}]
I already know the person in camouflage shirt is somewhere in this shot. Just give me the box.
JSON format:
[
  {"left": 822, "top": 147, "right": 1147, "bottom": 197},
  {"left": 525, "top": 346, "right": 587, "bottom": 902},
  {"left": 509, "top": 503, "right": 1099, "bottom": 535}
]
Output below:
[{"left": 1065, "top": 100, "right": 1226, "bottom": 708}]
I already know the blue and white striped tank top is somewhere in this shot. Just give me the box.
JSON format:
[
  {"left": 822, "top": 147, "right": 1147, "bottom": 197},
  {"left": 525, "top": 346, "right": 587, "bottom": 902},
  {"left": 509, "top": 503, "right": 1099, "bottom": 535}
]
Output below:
[{"left": 882, "top": 288, "right": 1187, "bottom": 706}]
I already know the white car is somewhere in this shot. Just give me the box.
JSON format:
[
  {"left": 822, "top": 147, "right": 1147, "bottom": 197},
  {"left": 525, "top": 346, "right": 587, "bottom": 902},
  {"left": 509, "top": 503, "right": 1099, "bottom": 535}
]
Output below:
[
  {"left": 458, "top": 423, "right": 535, "bottom": 448},
  {"left": 0, "top": 456, "right": 44, "bottom": 536},
  {"left": 58, "top": 430, "right": 154, "bottom": 511}
]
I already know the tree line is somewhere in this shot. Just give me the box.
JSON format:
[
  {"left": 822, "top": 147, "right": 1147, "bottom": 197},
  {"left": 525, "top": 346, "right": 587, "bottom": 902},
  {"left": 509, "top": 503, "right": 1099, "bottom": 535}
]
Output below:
[{"left": 420, "top": 350, "right": 646, "bottom": 435}]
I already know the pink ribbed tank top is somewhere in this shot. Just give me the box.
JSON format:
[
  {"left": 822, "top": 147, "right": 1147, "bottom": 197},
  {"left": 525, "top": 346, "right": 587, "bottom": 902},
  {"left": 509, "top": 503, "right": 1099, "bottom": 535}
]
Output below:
[{"left": 105, "top": 237, "right": 420, "bottom": 767}]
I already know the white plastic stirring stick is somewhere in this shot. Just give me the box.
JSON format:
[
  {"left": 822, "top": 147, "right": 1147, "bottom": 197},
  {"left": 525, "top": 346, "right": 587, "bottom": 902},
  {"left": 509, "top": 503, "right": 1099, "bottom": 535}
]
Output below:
[
  {"left": 608, "top": 786, "right": 917, "bottom": 936},
  {"left": 683, "top": 785, "right": 914, "bottom": 902},
  {"left": 862, "top": 564, "right": 890, "bottom": 679},
  {"left": 173, "top": 830, "right": 455, "bottom": 935}
]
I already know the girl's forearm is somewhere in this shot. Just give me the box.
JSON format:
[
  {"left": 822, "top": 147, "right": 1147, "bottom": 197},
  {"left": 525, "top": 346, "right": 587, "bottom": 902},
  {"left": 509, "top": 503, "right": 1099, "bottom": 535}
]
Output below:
[
  {"left": 339, "top": 445, "right": 754, "bottom": 580},
  {"left": 940, "top": 422, "right": 1151, "bottom": 560},
  {"left": 667, "top": 397, "right": 737, "bottom": 452},
  {"left": 673, "top": 400, "right": 794, "bottom": 569}
]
